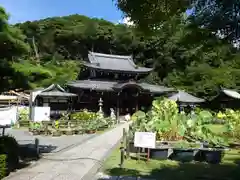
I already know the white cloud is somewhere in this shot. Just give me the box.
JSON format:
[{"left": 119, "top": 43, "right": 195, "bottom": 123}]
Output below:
[{"left": 118, "top": 17, "right": 134, "bottom": 26}]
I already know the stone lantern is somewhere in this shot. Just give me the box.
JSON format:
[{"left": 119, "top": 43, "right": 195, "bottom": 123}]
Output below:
[{"left": 98, "top": 98, "right": 104, "bottom": 118}]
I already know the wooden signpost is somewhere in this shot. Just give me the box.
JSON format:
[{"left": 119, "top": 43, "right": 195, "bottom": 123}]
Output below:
[{"left": 134, "top": 132, "right": 156, "bottom": 161}]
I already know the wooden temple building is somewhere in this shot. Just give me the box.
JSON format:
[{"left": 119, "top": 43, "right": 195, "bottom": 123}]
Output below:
[{"left": 67, "top": 52, "right": 175, "bottom": 117}]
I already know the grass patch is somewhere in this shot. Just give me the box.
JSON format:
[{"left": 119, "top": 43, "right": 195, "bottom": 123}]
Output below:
[{"left": 103, "top": 146, "right": 240, "bottom": 180}]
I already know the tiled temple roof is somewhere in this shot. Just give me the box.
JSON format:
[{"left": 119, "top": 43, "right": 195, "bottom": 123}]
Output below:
[
  {"left": 67, "top": 80, "right": 174, "bottom": 94},
  {"left": 168, "top": 91, "right": 205, "bottom": 103},
  {"left": 83, "top": 52, "right": 152, "bottom": 73}
]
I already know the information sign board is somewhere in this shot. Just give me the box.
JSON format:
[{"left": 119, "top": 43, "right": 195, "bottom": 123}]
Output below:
[{"left": 134, "top": 132, "right": 156, "bottom": 149}]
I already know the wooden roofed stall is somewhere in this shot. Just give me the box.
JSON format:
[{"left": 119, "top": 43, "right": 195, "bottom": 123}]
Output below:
[
  {"left": 67, "top": 52, "right": 175, "bottom": 118},
  {"left": 167, "top": 90, "right": 205, "bottom": 112},
  {"left": 33, "top": 84, "right": 77, "bottom": 119}
]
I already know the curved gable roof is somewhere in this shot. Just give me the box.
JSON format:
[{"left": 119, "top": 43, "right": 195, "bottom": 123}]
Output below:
[
  {"left": 84, "top": 52, "right": 152, "bottom": 73},
  {"left": 37, "top": 84, "right": 77, "bottom": 97}
]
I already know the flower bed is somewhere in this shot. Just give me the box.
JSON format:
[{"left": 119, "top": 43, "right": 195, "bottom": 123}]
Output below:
[{"left": 27, "top": 110, "right": 114, "bottom": 136}]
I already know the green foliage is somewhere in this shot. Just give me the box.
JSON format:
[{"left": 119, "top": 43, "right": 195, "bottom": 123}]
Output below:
[
  {"left": 18, "top": 107, "right": 30, "bottom": 127},
  {"left": 12, "top": 60, "right": 80, "bottom": 88},
  {"left": 192, "top": 0, "right": 240, "bottom": 42},
  {"left": 71, "top": 110, "right": 98, "bottom": 121},
  {"left": 0, "top": 154, "right": 6, "bottom": 179},
  {"left": 172, "top": 140, "right": 201, "bottom": 149},
  {"left": 0, "top": 6, "right": 30, "bottom": 92},
  {"left": 115, "top": 1, "right": 240, "bottom": 98},
  {"left": 18, "top": 108, "right": 29, "bottom": 121},
  {"left": 184, "top": 110, "right": 228, "bottom": 146},
  {"left": 70, "top": 110, "right": 110, "bottom": 131},
  {"left": 131, "top": 111, "right": 146, "bottom": 121},
  {"left": 151, "top": 99, "right": 187, "bottom": 141},
  {"left": 115, "top": 0, "right": 189, "bottom": 33},
  {"left": 217, "top": 109, "right": 240, "bottom": 140},
  {"left": 131, "top": 98, "right": 229, "bottom": 146},
  {"left": 116, "top": 0, "right": 240, "bottom": 42},
  {"left": 131, "top": 99, "right": 187, "bottom": 141},
  {"left": 0, "top": 7, "right": 30, "bottom": 60},
  {"left": 55, "top": 120, "right": 59, "bottom": 129},
  {"left": 29, "top": 122, "right": 42, "bottom": 130}
]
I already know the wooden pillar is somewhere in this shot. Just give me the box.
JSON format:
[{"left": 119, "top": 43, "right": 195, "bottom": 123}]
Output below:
[{"left": 29, "top": 91, "right": 34, "bottom": 121}]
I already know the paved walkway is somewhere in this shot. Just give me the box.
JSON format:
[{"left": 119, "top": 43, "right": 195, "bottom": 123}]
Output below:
[
  {"left": 6, "top": 129, "right": 95, "bottom": 153},
  {"left": 4, "top": 122, "right": 130, "bottom": 180}
]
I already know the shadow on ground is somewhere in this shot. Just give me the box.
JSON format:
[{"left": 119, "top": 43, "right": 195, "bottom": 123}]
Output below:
[
  {"left": 102, "top": 158, "right": 240, "bottom": 180},
  {"left": 19, "top": 144, "right": 57, "bottom": 160},
  {"left": 14, "top": 144, "right": 57, "bottom": 172}
]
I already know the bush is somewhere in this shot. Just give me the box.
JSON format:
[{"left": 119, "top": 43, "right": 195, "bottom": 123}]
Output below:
[
  {"left": 18, "top": 107, "right": 30, "bottom": 127},
  {"left": 18, "top": 107, "right": 29, "bottom": 121},
  {"left": 71, "top": 110, "right": 97, "bottom": 121},
  {"left": 0, "top": 136, "right": 19, "bottom": 173},
  {"left": 0, "top": 155, "right": 6, "bottom": 179}
]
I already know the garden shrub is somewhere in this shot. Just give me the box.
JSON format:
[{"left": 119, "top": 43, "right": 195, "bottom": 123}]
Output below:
[
  {"left": 0, "top": 154, "right": 6, "bottom": 179},
  {"left": 18, "top": 107, "right": 30, "bottom": 127},
  {"left": 0, "top": 136, "right": 19, "bottom": 172},
  {"left": 71, "top": 110, "right": 97, "bottom": 121},
  {"left": 18, "top": 107, "right": 29, "bottom": 120}
]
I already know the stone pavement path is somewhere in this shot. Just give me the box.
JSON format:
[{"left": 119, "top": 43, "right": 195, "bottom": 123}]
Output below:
[
  {"left": 4, "top": 122, "right": 130, "bottom": 180},
  {"left": 6, "top": 129, "right": 95, "bottom": 153}
]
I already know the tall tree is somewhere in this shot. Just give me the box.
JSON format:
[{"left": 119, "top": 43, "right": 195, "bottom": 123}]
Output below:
[
  {"left": 0, "top": 6, "right": 30, "bottom": 91},
  {"left": 116, "top": 0, "right": 189, "bottom": 32},
  {"left": 115, "top": 0, "right": 240, "bottom": 97},
  {"left": 115, "top": 0, "right": 240, "bottom": 42},
  {"left": 192, "top": 0, "right": 240, "bottom": 42},
  {"left": 0, "top": 7, "right": 30, "bottom": 60}
]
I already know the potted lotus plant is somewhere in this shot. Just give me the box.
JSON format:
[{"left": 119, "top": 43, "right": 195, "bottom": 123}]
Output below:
[
  {"left": 149, "top": 99, "right": 188, "bottom": 160},
  {"left": 31, "top": 122, "right": 42, "bottom": 135},
  {"left": 185, "top": 110, "right": 228, "bottom": 164}
]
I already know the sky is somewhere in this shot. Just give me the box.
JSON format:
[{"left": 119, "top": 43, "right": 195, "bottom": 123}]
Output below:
[{"left": 0, "top": 0, "right": 123, "bottom": 24}]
